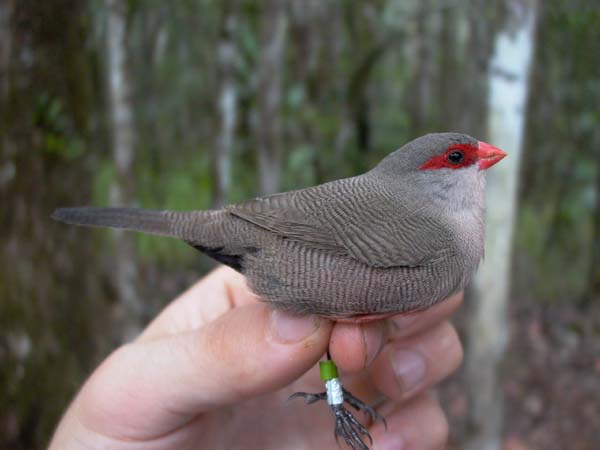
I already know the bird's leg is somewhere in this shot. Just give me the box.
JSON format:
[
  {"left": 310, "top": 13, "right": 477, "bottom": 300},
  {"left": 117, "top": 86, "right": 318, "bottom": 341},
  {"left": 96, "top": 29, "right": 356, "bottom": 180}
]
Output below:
[
  {"left": 342, "top": 388, "right": 385, "bottom": 425},
  {"left": 289, "top": 352, "right": 386, "bottom": 450}
]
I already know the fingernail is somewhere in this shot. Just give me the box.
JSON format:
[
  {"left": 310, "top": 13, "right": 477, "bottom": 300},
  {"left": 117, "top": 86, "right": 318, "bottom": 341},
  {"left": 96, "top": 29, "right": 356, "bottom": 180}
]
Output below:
[
  {"left": 375, "top": 434, "right": 405, "bottom": 450},
  {"left": 271, "top": 310, "right": 320, "bottom": 344},
  {"left": 392, "top": 349, "right": 426, "bottom": 392}
]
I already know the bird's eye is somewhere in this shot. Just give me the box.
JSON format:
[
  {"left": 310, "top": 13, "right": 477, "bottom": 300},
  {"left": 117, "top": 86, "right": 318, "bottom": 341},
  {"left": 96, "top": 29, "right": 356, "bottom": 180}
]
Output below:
[{"left": 447, "top": 151, "right": 464, "bottom": 164}]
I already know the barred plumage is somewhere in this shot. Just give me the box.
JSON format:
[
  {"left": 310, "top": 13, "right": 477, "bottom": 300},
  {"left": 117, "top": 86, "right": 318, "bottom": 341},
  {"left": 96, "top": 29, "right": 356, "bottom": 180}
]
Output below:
[{"left": 53, "top": 132, "right": 506, "bottom": 318}]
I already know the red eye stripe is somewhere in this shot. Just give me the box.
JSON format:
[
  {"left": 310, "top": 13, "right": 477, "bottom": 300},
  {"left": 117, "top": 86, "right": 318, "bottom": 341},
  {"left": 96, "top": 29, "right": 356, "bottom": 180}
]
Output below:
[{"left": 419, "top": 143, "right": 479, "bottom": 170}]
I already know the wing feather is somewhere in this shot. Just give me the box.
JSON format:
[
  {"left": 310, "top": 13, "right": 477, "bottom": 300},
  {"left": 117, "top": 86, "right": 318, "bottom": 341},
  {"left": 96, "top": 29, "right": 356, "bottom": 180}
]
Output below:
[{"left": 227, "top": 177, "right": 453, "bottom": 267}]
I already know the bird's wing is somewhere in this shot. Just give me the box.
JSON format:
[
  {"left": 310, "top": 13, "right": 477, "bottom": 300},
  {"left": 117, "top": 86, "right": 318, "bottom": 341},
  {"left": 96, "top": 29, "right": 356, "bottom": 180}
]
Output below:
[{"left": 227, "top": 180, "right": 454, "bottom": 268}]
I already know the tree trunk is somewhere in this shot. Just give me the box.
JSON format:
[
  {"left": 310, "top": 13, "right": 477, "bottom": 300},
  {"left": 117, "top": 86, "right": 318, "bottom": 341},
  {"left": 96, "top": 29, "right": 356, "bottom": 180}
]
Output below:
[
  {"left": 459, "top": 0, "right": 499, "bottom": 137},
  {"left": 0, "top": 0, "right": 13, "bottom": 161},
  {"left": 1, "top": 2, "right": 107, "bottom": 447},
  {"left": 256, "top": 0, "right": 288, "bottom": 195},
  {"left": 408, "top": 0, "right": 434, "bottom": 134},
  {"left": 105, "top": 0, "right": 142, "bottom": 340},
  {"left": 288, "top": 0, "right": 326, "bottom": 182},
  {"left": 464, "top": 2, "right": 538, "bottom": 450},
  {"left": 587, "top": 121, "right": 600, "bottom": 303},
  {"left": 212, "top": 1, "right": 238, "bottom": 208},
  {"left": 0, "top": 0, "right": 12, "bottom": 94},
  {"left": 438, "top": 4, "right": 459, "bottom": 130}
]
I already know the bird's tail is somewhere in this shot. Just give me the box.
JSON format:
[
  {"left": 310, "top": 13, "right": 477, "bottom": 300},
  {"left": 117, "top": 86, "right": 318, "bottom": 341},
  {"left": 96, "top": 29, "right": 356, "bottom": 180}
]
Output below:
[{"left": 51, "top": 207, "right": 208, "bottom": 239}]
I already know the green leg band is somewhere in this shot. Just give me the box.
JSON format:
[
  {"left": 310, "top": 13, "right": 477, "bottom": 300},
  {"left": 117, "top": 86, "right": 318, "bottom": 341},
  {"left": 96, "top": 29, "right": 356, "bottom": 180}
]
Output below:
[{"left": 319, "top": 360, "right": 339, "bottom": 381}]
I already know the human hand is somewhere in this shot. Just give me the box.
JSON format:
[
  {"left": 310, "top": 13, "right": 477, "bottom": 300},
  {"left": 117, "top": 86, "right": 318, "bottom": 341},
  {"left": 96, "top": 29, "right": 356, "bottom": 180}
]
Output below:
[{"left": 49, "top": 266, "right": 463, "bottom": 450}]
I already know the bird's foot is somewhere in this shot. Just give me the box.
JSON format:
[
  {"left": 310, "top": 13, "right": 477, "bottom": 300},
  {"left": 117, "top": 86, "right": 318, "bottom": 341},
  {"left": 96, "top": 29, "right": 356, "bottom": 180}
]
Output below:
[
  {"left": 331, "top": 402, "right": 372, "bottom": 450},
  {"left": 342, "top": 388, "right": 387, "bottom": 427},
  {"left": 290, "top": 388, "right": 386, "bottom": 450}
]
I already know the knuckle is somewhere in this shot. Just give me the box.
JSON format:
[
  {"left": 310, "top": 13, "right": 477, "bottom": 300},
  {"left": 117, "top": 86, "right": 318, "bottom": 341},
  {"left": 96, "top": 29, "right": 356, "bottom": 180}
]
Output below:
[
  {"left": 436, "top": 321, "right": 464, "bottom": 375},
  {"left": 198, "top": 314, "right": 260, "bottom": 388},
  {"left": 433, "top": 411, "right": 450, "bottom": 449},
  {"left": 426, "top": 397, "right": 450, "bottom": 449},
  {"left": 403, "top": 395, "right": 449, "bottom": 449}
]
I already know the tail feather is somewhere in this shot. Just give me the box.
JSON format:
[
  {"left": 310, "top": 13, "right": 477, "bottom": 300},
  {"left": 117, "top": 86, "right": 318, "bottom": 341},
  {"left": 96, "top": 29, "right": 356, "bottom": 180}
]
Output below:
[{"left": 52, "top": 207, "right": 188, "bottom": 238}]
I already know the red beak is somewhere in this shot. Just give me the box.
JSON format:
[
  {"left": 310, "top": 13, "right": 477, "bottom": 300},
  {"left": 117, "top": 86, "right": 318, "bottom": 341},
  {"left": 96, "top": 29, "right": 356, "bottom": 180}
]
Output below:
[{"left": 477, "top": 141, "right": 507, "bottom": 170}]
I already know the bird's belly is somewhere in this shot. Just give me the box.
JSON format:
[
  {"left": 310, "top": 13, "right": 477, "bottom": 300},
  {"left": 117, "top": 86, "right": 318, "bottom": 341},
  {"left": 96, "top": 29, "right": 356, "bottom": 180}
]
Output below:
[{"left": 243, "top": 239, "right": 465, "bottom": 318}]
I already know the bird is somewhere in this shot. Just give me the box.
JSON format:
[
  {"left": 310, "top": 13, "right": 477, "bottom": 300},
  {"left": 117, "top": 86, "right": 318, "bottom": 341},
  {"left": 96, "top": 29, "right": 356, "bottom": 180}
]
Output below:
[{"left": 53, "top": 132, "right": 506, "bottom": 449}]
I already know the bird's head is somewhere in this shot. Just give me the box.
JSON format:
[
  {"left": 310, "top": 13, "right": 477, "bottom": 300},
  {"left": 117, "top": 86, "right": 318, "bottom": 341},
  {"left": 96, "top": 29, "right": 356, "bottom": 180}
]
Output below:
[
  {"left": 371, "top": 132, "right": 507, "bottom": 210},
  {"left": 374, "top": 132, "right": 506, "bottom": 175}
]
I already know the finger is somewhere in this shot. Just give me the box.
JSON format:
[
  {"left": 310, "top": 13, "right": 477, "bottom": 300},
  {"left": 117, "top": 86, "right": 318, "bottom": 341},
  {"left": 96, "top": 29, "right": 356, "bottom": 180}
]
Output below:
[
  {"left": 78, "top": 303, "right": 332, "bottom": 440},
  {"left": 385, "top": 292, "right": 463, "bottom": 341},
  {"left": 328, "top": 293, "right": 462, "bottom": 374},
  {"left": 371, "top": 393, "right": 449, "bottom": 450},
  {"left": 326, "top": 321, "right": 462, "bottom": 413},
  {"left": 329, "top": 320, "right": 385, "bottom": 373},
  {"left": 139, "top": 266, "right": 259, "bottom": 341},
  {"left": 370, "top": 321, "right": 463, "bottom": 402}
]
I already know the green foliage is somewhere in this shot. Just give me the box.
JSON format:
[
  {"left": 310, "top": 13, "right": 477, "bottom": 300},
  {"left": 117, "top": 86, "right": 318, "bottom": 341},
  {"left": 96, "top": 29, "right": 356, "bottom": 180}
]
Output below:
[
  {"left": 35, "top": 94, "right": 86, "bottom": 161},
  {"left": 93, "top": 161, "right": 116, "bottom": 205},
  {"left": 516, "top": 205, "right": 591, "bottom": 300},
  {"left": 135, "top": 149, "right": 213, "bottom": 264},
  {"left": 285, "top": 144, "right": 318, "bottom": 189},
  {"left": 91, "top": 146, "right": 214, "bottom": 265},
  {"left": 514, "top": 0, "right": 600, "bottom": 302}
]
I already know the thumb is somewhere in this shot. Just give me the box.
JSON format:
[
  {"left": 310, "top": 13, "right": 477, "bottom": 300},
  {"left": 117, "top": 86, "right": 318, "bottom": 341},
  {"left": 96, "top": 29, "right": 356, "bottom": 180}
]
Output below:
[{"left": 77, "top": 303, "right": 331, "bottom": 440}]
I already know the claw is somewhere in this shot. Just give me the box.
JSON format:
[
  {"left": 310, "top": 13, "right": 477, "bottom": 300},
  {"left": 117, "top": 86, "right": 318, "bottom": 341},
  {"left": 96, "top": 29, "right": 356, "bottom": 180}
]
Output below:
[
  {"left": 288, "top": 391, "right": 327, "bottom": 404},
  {"left": 333, "top": 404, "right": 372, "bottom": 450},
  {"left": 290, "top": 388, "right": 385, "bottom": 449},
  {"left": 343, "top": 389, "right": 388, "bottom": 430}
]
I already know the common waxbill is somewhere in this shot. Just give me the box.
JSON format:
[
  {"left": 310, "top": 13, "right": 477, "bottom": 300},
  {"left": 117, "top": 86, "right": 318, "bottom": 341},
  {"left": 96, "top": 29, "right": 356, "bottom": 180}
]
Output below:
[{"left": 53, "top": 132, "right": 506, "bottom": 449}]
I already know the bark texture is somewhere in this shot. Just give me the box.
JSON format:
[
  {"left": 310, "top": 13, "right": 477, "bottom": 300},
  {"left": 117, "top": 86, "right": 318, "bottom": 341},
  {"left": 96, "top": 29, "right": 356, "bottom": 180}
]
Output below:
[
  {"left": 588, "top": 120, "right": 600, "bottom": 302},
  {"left": 465, "top": 2, "right": 538, "bottom": 449},
  {"left": 212, "top": 1, "right": 238, "bottom": 208},
  {"left": 106, "top": 0, "right": 142, "bottom": 340},
  {"left": 256, "top": 0, "right": 288, "bottom": 195}
]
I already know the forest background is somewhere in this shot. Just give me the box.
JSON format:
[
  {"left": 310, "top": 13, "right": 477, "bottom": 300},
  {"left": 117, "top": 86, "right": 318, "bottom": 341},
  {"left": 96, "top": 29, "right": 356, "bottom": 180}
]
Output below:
[{"left": 1, "top": 0, "right": 599, "bottom": 449}]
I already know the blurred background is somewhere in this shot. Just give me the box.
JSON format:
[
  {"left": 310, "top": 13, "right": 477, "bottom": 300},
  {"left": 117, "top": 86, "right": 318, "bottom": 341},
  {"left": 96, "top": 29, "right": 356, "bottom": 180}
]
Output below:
[{"left": 1, "top": 0, "right": 599, "bottom": 449}]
